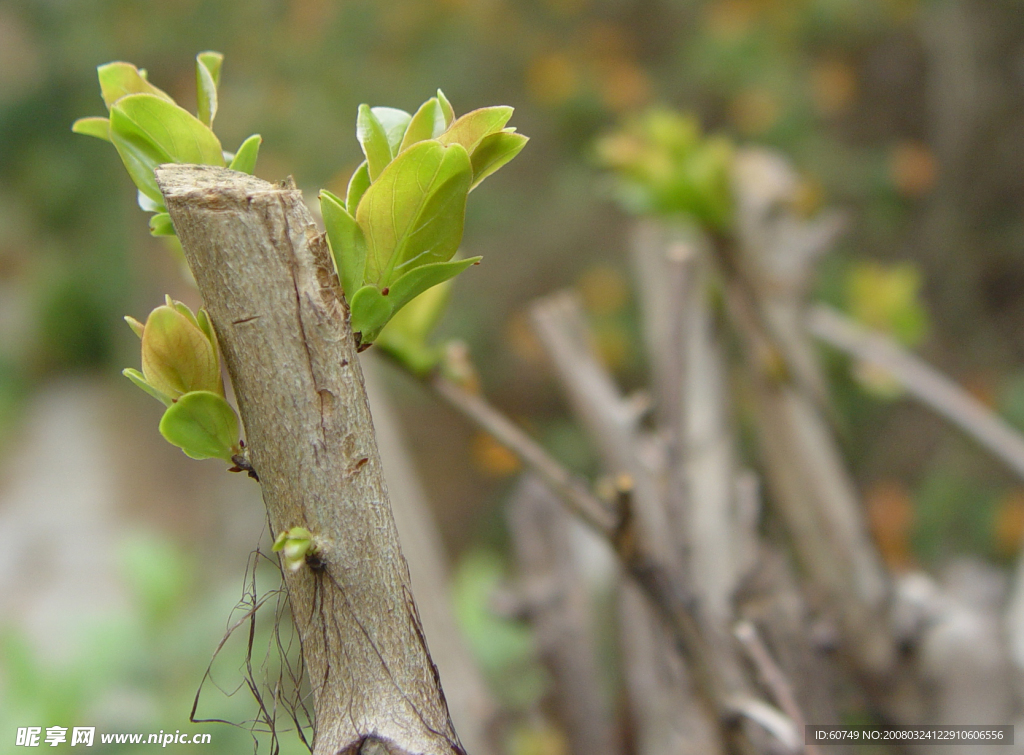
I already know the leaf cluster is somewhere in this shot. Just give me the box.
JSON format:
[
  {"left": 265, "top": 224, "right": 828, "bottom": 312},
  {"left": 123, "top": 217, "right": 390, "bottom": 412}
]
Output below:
[
  {"left": 321, "top": 94, "right": 528, "bottom": 348},
  {"left": 595, "top": 108, "right": 734, "bottom": 231},
  {"left": 72, "top": 53, "right": 261, "bottom": 236},
  {"left": 74, "top": 52, "right": 528, "bottom": 462},
  {"left": 124, "top": 297, "right": 241, "bottom": 463}
]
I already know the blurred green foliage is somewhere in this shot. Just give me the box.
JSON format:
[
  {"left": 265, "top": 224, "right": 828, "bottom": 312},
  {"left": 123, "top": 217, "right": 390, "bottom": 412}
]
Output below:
[
  {"left": 452, "top": 549, "right": 547, "bottom": 710},
  {"left": 595, "top": 108, "right": 733, "bottom": 229},
  {"left": 0, "top": 532, "right": 307, "bottom": 753}
]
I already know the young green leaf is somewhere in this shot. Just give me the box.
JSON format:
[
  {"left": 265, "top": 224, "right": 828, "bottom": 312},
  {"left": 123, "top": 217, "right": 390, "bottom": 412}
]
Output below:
[
  {"left": 166, "top": 294, "right": 202, "bottom": 329},
  {"left": 228, "top": 134, "right": 262, "bottom": 174},
  {"left": 195, "top": 308, "right": 218, "bottom": 348},
  {"left": 383, "top": 279, "right": 451, "bottom": 345},
  {"left": 97, "top": 62, "right": 174, "bottom": 109},
  {"left": 357, "top": 104, "right": 393, "bottom": 182},
  {"left": 376, "top": 282, "right": 452, "bottom": 375},
  {"left": 112, "top": 94, "right": 224, "bottom": 164},
  {"left": 469, "top": 130, "right": 529, "bottom": 189},
  {"left": 400, "top": 98, "right": 444, "bottom": 152},
  {"left": 346, "top": 161, "right": 371, "bottom": 213},
  {"left": 437, "top": 89, "right": 455, "bottom": 129},
  {"left": 320, "top": 189, "right": 367, "bottom": 298},
  {"left": 438, "top": 106, "right": 513, "bottom": 155},
  {"left": 141, "top": 305, "right": 222, "bottom": 400},
  {"left": 159, "top": 391, "right": 240, "bottom": 461},
  {"left": 356, "top": 140, "right": 472, "bottom": 288},
  {"left": 149, "top": 213, "right": 175, "bottom": 236},
  {"left": 71, "top": 116, "right": 111, "bottom": 142},
  {"left": 125, "top": 315, "right": 145, "bottom": 339},
  {"left": 123, "top": 368, "right": 172, "bottom": 406},
  {"left": 108, "top": 111, "right": 171, "bottom": 204},
  {"left": 109, "top": 94, "right": 224, "bottom": 203},
  {"left": 349, "top": 285, "right": 394, "bottom": 343},
  {"left": 195, "top": 51, "right": 224, "bottom": 127},
  {"left": 138, "top": 190, "right": 163, "bottom": 212},
  {"left": 386, "top": 256, "right": 481, "bottom": 316},
  {"left": 371, "top": 106, "right": 412, "bottom": 155}
]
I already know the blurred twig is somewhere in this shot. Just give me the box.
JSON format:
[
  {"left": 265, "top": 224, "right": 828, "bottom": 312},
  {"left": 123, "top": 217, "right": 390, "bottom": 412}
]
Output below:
[
  {"left": 430, "top": 374, "right": 616, "bottom": 535},
  {"left": 429, "top": 367, "right": 765, "bottom": 753},
  {"left": 507, "top": 475, "right": 622, "bottom": 755},
  {"left": 807, "top": 303, "right": 1024, "bottom": 483},
  {"left": 734, "top": 621, "right": 820, "bottom": 755}
]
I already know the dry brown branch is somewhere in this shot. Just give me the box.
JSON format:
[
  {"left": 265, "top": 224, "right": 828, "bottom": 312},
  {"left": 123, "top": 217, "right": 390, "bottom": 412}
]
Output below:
[
  {"left": 157, "top": 165, "right": 462, "bottom": 755},
  {"left": 430, "top": 361, "right": 737, "bottom": 735}
]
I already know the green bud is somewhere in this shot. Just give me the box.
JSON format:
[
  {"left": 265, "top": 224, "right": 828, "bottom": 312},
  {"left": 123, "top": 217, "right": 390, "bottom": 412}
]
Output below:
[
  {"left": 124, "top": 298, "right": 222, "bottom": 406},
  {"left": 272, "top": 527, "right": 317, "bottom": 572}
]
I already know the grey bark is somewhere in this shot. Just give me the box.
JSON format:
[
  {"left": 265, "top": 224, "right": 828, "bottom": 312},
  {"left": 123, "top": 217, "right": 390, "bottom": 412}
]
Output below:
[
  {"left": 156, "top": 165, "right": 463, "bottom": 755},
  {"left": 507, "top": 475, "right": 621, "bottom": 755},
  {"left": 363, "top": 356, "right": 499, "bottom": 755}
]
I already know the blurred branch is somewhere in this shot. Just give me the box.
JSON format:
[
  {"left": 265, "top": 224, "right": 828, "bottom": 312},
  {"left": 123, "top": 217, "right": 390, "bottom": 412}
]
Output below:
[
  {"left": 430, "top": 363, "right": 740, "bottom": 739},
  {"left": 632, "top": 223, "right": 746, "bottom": 624},
  {"left": 734, "top": 621, "right": 820, "bottom": 755},
  {"left": 430, "top": 374, "right": 616, "bottom": 536},
  {"left": 807, "top": 303, "right": 1024, "bottom": 483},
  {"left": 507, "top": 475, "right": 622, "bottom": 755},
  {"left": 712, "top": 158, "right": 894, "bottom": 674},
  {"left": 529, "top": 291, "right": 761, "bottom": 752}
]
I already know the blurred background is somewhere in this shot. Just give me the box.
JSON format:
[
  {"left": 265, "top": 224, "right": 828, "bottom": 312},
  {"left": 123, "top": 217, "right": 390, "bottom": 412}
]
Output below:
[{"left": 2, "top": 0, "right": 1024, "bottom": 751}]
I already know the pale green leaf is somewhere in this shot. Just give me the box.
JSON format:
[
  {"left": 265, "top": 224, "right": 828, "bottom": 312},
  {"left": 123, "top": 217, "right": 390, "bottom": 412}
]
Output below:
[
  {"left": 438, "top": 106, "right": 513, "bottom": 155},
  {"left": 371, "top": 106, "right": 412, "bottom": 155},
  {"left": 196, "top": 308, "right": 218, "bottom": 349},
  {"left": 159, "top": 391, "right": 240, "bottom": 461},
  {"left": 376, "top": 279, "right": 452, "bottom": 375},
  {"left": 349, "top": 285, "right": 394, "bottom": 344},
  {"left": 149, "top": 213, "right": 175, "bottom": 236},
  {"left": 357, "top": 104, "right": 393, "bottom": 182},
  {"left": 272, "top": 527, "right": 311, "bottom": 551},
  {"left": 228, "top": 134, "right": 262, "bottom": 174},
  {"left": 356, "top": 140, "right": 472, "bottom": 288},
  {"left": 437, "top": 89, "right": 455, "bottom": 128},
  {"left": 109, "top": 94, "right": 224, "bottom": 203},
  {"left": 71, "top": 116, "right": 111, "bottom": 142},
  {"left": 123, "top": 368, "right": 172, "bottom": 407},
  {"left": 98, "top": 62, "right": 174, "bottom": 109},
  {"left": 141, "top": 305, "right": 222, "bottom": 399},
  {"left": 166, "top": 294, "right": 201, "bottom": 329},
  {"left": 138, "top": 190, "right": 163, "bottom": 213},
  {"left": 470, "top": 131, "right": 528, "bottom": 190},
  {"left": 386, "top": 256, "right": 480, "bottom": 316},
  {"left": 382, "top": 277, "right": 452, "bottom": 344},
  {"left": 112, "top": 94, "right": 224, "bottom": 164},
  {"left": 346, "top": 161, "right": 371, "bottom": 213},
  {"left": 124, "top": 315, "right": 145, "bottom": 339},
  {"left": 400, "top": 98, "right": 445, "bottom": 152},
  {"left": 195, "top": 51, "right": 224, "bottom": 126},
  {"left": 109, "top": 108, "right": 171, "bottom": 204},
  {"left": 320, "top": 189, "right": 366, "bottom": 298}
]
